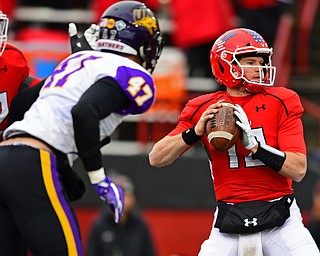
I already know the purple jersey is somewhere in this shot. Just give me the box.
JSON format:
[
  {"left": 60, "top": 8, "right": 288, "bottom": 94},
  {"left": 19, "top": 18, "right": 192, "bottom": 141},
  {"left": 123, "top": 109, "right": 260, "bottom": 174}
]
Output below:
[{"left": 113, "top": 65, "right": 155, "bottom": 115}]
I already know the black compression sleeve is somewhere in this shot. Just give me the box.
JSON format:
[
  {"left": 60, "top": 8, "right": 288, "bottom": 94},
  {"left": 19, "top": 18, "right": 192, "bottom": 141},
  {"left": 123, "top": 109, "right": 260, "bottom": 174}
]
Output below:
[
  {"left": 252, "top": 142, "right": 286, "bottom": 172},
  {"left": 72, "top": 77, "right": 129, "bottom": 171}
]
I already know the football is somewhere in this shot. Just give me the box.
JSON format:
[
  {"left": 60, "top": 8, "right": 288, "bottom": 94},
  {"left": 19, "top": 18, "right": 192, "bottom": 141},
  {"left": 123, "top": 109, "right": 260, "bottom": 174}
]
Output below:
[{"left": 206, "top": 102, "right": 241, "bottom": 152}]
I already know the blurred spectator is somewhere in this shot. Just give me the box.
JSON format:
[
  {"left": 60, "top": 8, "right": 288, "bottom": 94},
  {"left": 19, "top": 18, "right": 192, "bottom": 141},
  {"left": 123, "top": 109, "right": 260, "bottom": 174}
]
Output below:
[
  {"left": 169, "top": 0, "right": 237, "bottom": 78},
  {"left": 13, "top": 0, "right": 91, "bottom": 40},
  {"left": 17, "top": 0, "right": 89, "bottom": 9},
  {"left": 306, "top": 179, "right": 320, "bottom": 248},
  {"left": 90, "top": 0, "right": 160, "bottom": 23},
  {"left": 87, "top": 172, "right": 156, "bottom": 256},
  {"left": 0, "top": 0, "right": 17, "bottom": 19},
  {"left": 91, "top": 0, "right": 237, "bottom": 80},
  {"left": 236, "top": 0, "right": 295, "bottom": 47}
]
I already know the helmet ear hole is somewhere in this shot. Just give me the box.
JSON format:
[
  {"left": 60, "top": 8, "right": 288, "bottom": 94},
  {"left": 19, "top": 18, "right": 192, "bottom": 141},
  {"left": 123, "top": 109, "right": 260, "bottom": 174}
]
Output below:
[{"left": 218, "top": 62, "right": 225, "bottom": 74}]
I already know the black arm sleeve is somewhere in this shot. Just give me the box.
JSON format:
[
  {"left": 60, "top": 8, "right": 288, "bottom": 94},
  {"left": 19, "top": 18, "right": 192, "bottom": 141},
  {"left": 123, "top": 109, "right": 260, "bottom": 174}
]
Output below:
[
  {"left": 8, "top": 80, "right": 45, "bottom": 125},
  {"left": 71, "top": 77, "right": 129, "bottom": 172},
  {"left": 70, "top": 34, "right": 93, "bottom": 53}
]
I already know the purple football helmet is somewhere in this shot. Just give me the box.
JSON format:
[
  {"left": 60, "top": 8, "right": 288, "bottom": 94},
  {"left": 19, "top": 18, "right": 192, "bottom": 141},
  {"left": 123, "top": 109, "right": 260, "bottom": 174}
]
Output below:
[{"left": 97, "top": 1, "right": 164, "bottom": 73}]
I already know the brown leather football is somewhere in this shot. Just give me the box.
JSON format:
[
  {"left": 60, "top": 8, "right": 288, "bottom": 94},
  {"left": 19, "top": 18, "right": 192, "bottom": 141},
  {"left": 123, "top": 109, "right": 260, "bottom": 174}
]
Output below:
[{"left": 206, "top": 102, "right": 241, "bottom": 152}]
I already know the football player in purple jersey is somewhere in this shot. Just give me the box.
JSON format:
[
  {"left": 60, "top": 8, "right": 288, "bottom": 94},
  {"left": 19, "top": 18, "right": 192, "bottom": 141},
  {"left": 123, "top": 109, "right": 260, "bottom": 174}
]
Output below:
[{"left": 0, "top": 1, "right": 163, "bottom": 255}]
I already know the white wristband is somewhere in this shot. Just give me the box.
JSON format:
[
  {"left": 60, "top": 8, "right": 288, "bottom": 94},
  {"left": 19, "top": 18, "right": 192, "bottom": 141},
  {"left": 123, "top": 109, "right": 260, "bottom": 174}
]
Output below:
[{"left": 88, "top": 167, "right": 106, "bottom": 184}]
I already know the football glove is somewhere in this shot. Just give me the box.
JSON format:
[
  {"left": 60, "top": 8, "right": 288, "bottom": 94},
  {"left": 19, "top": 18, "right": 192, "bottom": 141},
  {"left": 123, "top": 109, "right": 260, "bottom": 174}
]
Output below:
[
  {"left": 68, "top": 23, "right": 99, "bottom": 53},
  {"left": 233, "top": 104, "right": 258, "bottom": 150},
  {"left": 89, "top": 169, "right": 124, "bottom": 223}
]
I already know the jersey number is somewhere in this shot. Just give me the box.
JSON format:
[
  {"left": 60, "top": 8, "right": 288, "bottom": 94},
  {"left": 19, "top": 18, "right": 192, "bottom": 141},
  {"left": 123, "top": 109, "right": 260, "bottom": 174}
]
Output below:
[
  {"left": 0, "top": 92, "right": 9, "bottom": 126},
  {"left": 127, "top": 76, "right": 153, "bottom": 106},
  {"left": 43, "top": 54, "right": 101, "bottom": 88},
  {"left": 229, "top": 127, "right": 265, "bottom": 168}
]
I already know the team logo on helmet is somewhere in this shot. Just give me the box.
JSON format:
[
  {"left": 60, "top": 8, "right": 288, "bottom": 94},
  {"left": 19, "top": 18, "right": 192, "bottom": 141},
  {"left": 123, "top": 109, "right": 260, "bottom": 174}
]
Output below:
[
  {"left": 106, "top": 18, "right": 115, "bottom": 29},
  {"left": 215, "top": 32, "right": 236, "bottom": 53},
  {"left": 132, "top": 9, "right": 158, "bottom": 36},
  {"left": 100, "top": 18, "right": 127, "bottom": 32},
  {"left": 115, "top": 20, "right": 126, "bottom": 31},
  {"left": 223, "top": 32, "right": 236, "bottom": 43},
  {"left": 247, "top": 29, "right": 265, "bottom": 44}
]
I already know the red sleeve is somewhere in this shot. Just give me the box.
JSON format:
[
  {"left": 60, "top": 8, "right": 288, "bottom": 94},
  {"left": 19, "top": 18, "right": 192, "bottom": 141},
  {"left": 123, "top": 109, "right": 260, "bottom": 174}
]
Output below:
[
  {"left": 4, "top": 44, "right": 41, "bottom": 88},
  {"left": 167, "top": 105, "right": 194, "bottom": 136},
  {"left": 168, "top": 92, "right": 224, "bottom": 136},
  {"left": 0, "top": 44, "right": 30, "bottom": 133},
  {"left": 277, "top": 89, "right": 306, "bottom": 154},
  {"left": 168, "top": 94, "right": 212, "bottom": 136},
  {"left": 2, "top": 43, "right": 30, "bottom": 83}
]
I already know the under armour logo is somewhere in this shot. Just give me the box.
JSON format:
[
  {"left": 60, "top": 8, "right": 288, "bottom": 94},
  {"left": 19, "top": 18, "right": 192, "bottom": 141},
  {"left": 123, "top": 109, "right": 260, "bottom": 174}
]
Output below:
[
  {"left": 0, "top": 65, "right": 7, "bottom": 73},
  {"left": 255, "top": 104, "right": 266, "bottom": 112},
  {"left": 244, "top": 218, "right": 258, "bottom": 227}
]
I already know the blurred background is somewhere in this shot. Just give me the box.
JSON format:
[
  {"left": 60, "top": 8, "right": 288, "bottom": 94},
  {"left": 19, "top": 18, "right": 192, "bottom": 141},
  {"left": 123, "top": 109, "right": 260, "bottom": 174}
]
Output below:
[{"left": 3, "top": 0, "right": 320, "bottom": 255}]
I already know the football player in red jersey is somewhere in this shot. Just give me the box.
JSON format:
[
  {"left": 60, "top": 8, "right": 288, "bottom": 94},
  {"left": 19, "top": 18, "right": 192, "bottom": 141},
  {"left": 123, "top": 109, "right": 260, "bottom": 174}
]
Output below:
[
  {"left": 0, "top": 10, "right": 40, "bottom": 137},
  {"left": 149, "top": 28, "right": 320, "bottom": 255}
]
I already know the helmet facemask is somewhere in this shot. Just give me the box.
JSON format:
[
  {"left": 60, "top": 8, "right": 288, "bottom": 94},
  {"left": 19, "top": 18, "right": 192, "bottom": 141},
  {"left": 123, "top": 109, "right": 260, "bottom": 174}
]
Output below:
[
  {"left": 221, "top": 47, "right": 276, "bottom": 92},
  {"left": 138, "top": 32, "right": 164, "bottom": 73},
  {"left": 0, "top": 12, "right": 8, "bottom": 57}
]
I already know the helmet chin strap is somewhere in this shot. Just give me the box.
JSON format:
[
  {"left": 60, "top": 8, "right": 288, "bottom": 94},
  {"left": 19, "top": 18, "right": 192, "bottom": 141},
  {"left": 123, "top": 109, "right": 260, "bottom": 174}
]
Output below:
[
  {"left": 244, "top": 81, "right": 266, "bottom": 93},
  {"left": 235, "top": 73, "right": 267, "bottom": 94}
]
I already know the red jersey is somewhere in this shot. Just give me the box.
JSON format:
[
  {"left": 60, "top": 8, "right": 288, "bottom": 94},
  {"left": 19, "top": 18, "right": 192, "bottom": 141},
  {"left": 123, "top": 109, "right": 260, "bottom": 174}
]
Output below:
[
  {"left": 169, "top": 87, "right": 306, "bottom": 203},
  {"left": 0, "top": 43, "right": 30, "bottom": 134}
]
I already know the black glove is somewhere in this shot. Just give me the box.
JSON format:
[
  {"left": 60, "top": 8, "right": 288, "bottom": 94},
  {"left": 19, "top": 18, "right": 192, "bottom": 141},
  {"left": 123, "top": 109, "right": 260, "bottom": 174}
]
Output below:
[{"left": 68, "top": 23, "right": 99, "bottom": 53}]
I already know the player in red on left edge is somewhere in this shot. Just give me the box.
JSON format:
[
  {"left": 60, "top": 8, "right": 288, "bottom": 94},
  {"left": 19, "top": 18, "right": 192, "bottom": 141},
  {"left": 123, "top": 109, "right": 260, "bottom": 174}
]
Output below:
[{"left": 0, "top": 10, "right": 40, "bottom": 138}]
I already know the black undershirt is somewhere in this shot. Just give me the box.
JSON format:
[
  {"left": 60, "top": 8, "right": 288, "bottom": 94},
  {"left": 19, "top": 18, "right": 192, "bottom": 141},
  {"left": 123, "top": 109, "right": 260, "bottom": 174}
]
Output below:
[{"left": 71, "top": 77, "right": 129, "bottom": 171}]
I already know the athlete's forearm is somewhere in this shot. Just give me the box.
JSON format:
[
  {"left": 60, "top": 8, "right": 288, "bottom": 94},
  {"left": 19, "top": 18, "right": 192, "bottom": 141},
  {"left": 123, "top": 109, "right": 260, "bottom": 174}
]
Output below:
[
  {"left": 250, "top": 142, "right": 306, "bottom": 182},
  {"left": 149, "top": 134, "right": 189, "bottom": 167},
  {"left": 279, "top": 152, "right": 306, "bottom": 182}
]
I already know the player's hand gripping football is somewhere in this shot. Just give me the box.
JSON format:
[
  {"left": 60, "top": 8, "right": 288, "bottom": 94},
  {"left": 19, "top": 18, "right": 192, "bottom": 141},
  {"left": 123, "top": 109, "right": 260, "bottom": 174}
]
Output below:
[
  {"left": 89, "top": 170, "right": 124, "bottom": 223},
  {"left": 195, "top": 100, "right": 225, "bottom": 136},
  {"left": 233, "top": 104, "right": 258, "bottom": 150},
  {"left": 68, "top": 23, "right": 99, "bottom": 53}
]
